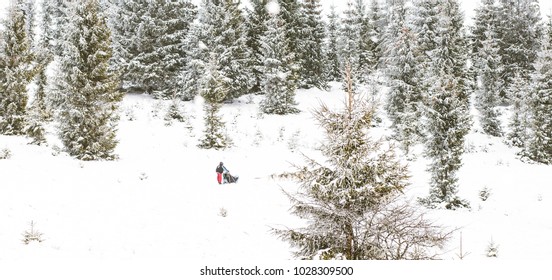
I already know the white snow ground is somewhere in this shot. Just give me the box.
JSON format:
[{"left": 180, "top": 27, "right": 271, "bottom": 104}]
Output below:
[{"left": 1, "top": 82, "right": 551, "bottom": 280}]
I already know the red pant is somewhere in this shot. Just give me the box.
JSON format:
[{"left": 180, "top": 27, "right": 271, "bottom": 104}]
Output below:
[{"left": 217, "top": 173, "right": 222, "bottom": 184}]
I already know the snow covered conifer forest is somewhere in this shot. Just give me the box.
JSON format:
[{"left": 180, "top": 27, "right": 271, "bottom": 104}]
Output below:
[{"left": 1, "top": 0, "right": 552, "bottom": 270}]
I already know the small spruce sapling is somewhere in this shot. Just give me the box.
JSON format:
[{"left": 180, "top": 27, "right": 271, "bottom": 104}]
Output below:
[
  {"left": 22, "top": 221, "right": 44, "bottom": 244},
  {"left": 486, "top": 237, "right": 499, "bottom": 257}
]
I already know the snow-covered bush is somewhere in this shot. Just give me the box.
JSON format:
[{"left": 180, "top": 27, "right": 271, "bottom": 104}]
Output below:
[
  {"left": 22, "top": 221, "right": 44, "bottom": 245},
  {"left": 486, "top": 237, "right": 499, "bottom": 257},
  {"left": 0, "top": 148, "right": 11, "bottom": 160},
  {"left": 139, "top": 172, "right": 148, "bottom": 181},
  {"left": 252, "top": 126, "right": 264, "bottom": 146},
  {"left": 219, "top": 207, "right": 228, "bottom": 217},
  {"left": 124, "top": 107, "right": 136, "bottom": 121},
  {"left": 287, "top": 130, "right": 301, "bottom": 152},
  {"left": 277, "top": 126, "right": 285, "bottom": 142},
  {"left": 51, "top": 145, "right": 61, "bottom": 156},
  {"left": 479, "top": 187, "right": 492, "bottom": 201}
]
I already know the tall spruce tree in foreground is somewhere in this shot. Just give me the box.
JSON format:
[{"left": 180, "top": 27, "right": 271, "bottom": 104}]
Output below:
[
  {"left": 275, "top": 65, "right": 451, "bottom": 260},
  {"left": 0, "top": 1, "right": 36, "bottom": 135},
  {"left": 259, "top": 12, "right": 300, "bottom": 115},
  {"left": 198, "top": 60, "right": 230, "bottom": 150},
  {"left": 56, "top": 0, "right": 123, "bottom": 160},
  {"left": 524, "top": 23, "right": 552, "bottom": 164}
]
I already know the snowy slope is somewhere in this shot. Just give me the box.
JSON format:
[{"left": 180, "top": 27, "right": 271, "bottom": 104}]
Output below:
[{"left": 2, "top": 81, "right": 552, "bottom": 264}]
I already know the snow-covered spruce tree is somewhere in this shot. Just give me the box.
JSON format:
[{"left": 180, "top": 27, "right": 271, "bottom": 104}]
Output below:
[
  {"left": 476, "top": 30, "right": 503, "bottom": 137},
  {"left": 34, "top": 0, "right": 55, "bottom": 104},
  {"left": 354, "top": 0, "right": 377, "bottom": 83},
  {"left": 110, "top": 0, "right": 148, "bottom": 92},
  {"left": 50, "top": 0, "right": 72, "bottom": 57},
  {"left": 197, "top": 60, "right": 230, "bottom": 150},
  {"left": 524, "top": 25, "right": 552, "bottom": 164},
  {"left": 274, "top": 66, "right": 451, "bottom": 260},
  {"left": 245, "top": 0, "right": 270, "bottom": 95},
  {"left": 178, "top": 21, "right": 207, "bottom": 101},
  {"left": 418, "top": 0, "right": 471, "bottom": 209},
  {"left": 298, "top": 0, "right": 327, "bottom": 90},
  {"left": 215, "top": 0, "right": 253, "bottom": 101},
  {"left": 188, "top": 0, "right": 252, "bottom": 102},
  {"left": 324, "top": 5, "right": 341, "bottom": 82},
  {"left": 368, "top": 0, "right": 384, "bottom": 65},
  {"left": 27, "top": 0, "right": 56, "bottom": 122},
  {"left": 56, "top": 0, "right": 123, "bottom": 160},
  {"left": 494, "top": 0, "right": 542, "bottom": 102},
  {"left": 382, "top": 0, "right": 423, "bottom": 154},
  {"left": 471, "top": 0, "right": 499, "bottom": 58},
  {"left": 151, "top": 0, "right": 197, "bottom": 99},
  {"left": 0, "top": 1, "right": 36, "bottom": 136},
  {"left": 259, "top": 10, "right": 300, "bottom": 115},
  {"left": 338, "top": 0, "right": 361, "bottom": 93},
  {"left": 279, "top": 0, "right": 302, "bottom": 91},
  {"left": 112, "top": 0, "right": 196, "bottom": 97},
  {"left": 20, "top": 0, "right": 36, "bottom": 47},
  {"left": 25, "top": 0, "right": 54, "bottom": 145},
  {"left": 506, "top": 71, "right": 531, "bottom": 147}
]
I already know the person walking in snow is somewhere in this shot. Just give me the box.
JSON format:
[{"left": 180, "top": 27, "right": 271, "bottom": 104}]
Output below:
[{"left": 216, "top": 162, "right": 225, "bottom": 184}]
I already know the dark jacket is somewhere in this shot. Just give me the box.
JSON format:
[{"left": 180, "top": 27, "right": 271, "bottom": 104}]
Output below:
[{"left": 216, "top": 165, "right": 224, "bottom": 173}]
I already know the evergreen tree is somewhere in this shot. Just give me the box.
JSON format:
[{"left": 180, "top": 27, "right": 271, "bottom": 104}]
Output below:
[
  {"left": 339, "top": 0, "right": 361, "bottom": 92},
  {"left": 525, "top": 23, "right": 552, "bottom": 164},
  {"left": 0, "top": 1, "right": 36, "bottom": 135},
  {"left": 383, "top": 0, "right": 423, "bottom": 154},
  {"left": 324, "top": 5, "right": 341, "bottom": 82},
  {"left": 20, "top": 0, "right": 36, "bottom": 48},
  {"left": 112, "top": 0, "right": 196, "bottom": 96},
  {"left": 26, "top": 0, "right": 56, "bottom": 145},
  {"left": 246, "top": 0, "right": 270, "bottom": 95},
  {"left": 30, "top": 0, "right": 56, "bottom": 119},
  {"left": 110, "top": 0, "right": 148, "bottom": 91},
  {"left": 506, "top": 71, "right": 530, "bottom": 147},
  {"left": 152, "top": 0, "right": 197, "bottom": 98},
  {"left": 355, "top": 0, "right": 377, "bottom": 82},
  {"left": 56, "top": 0, "right": 123, "bottom": 160},
  {"left": 368, "top": 0, "right": 384, "bottom": 65},
  {"left": 187, "top": 0, "right": 252, "bottom": 102},
  {"left": 494, "top": 0, "right": 542, "bottom": 101},
  {"left": 275, "top": 67, "right": 449, "bottom": 260},
  {"left": 51, "top": 0, "right": 72, "bottom": 57},
  {"left": 259, "top": 11, "right": 300, "bottom": 115},
  {"left": 216, "top": 0, "right": 253, "bottom": 100},
  {"left": 279, "top": 0, "right": 302, "bottom": 91},
  {"left": 476, "top": 30, "right": 503, "bottom": 137},
  {"left": 419, "top": 0, "right": 471, "bottom": 209},
  {"left": 410, "top": 0, "right": 440, "bottom": 69},
  {"left": 299, "top": 0, "right": 327, "bottom": 90},
  {"left": 471, "top": 0, "right": 498, "bottom": 58},
  {"left": 198, "top": 60, "right": 230, "bottom": 150},
  {"left": 178, "top": 22, "right": 207, "bottom": 101}
]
